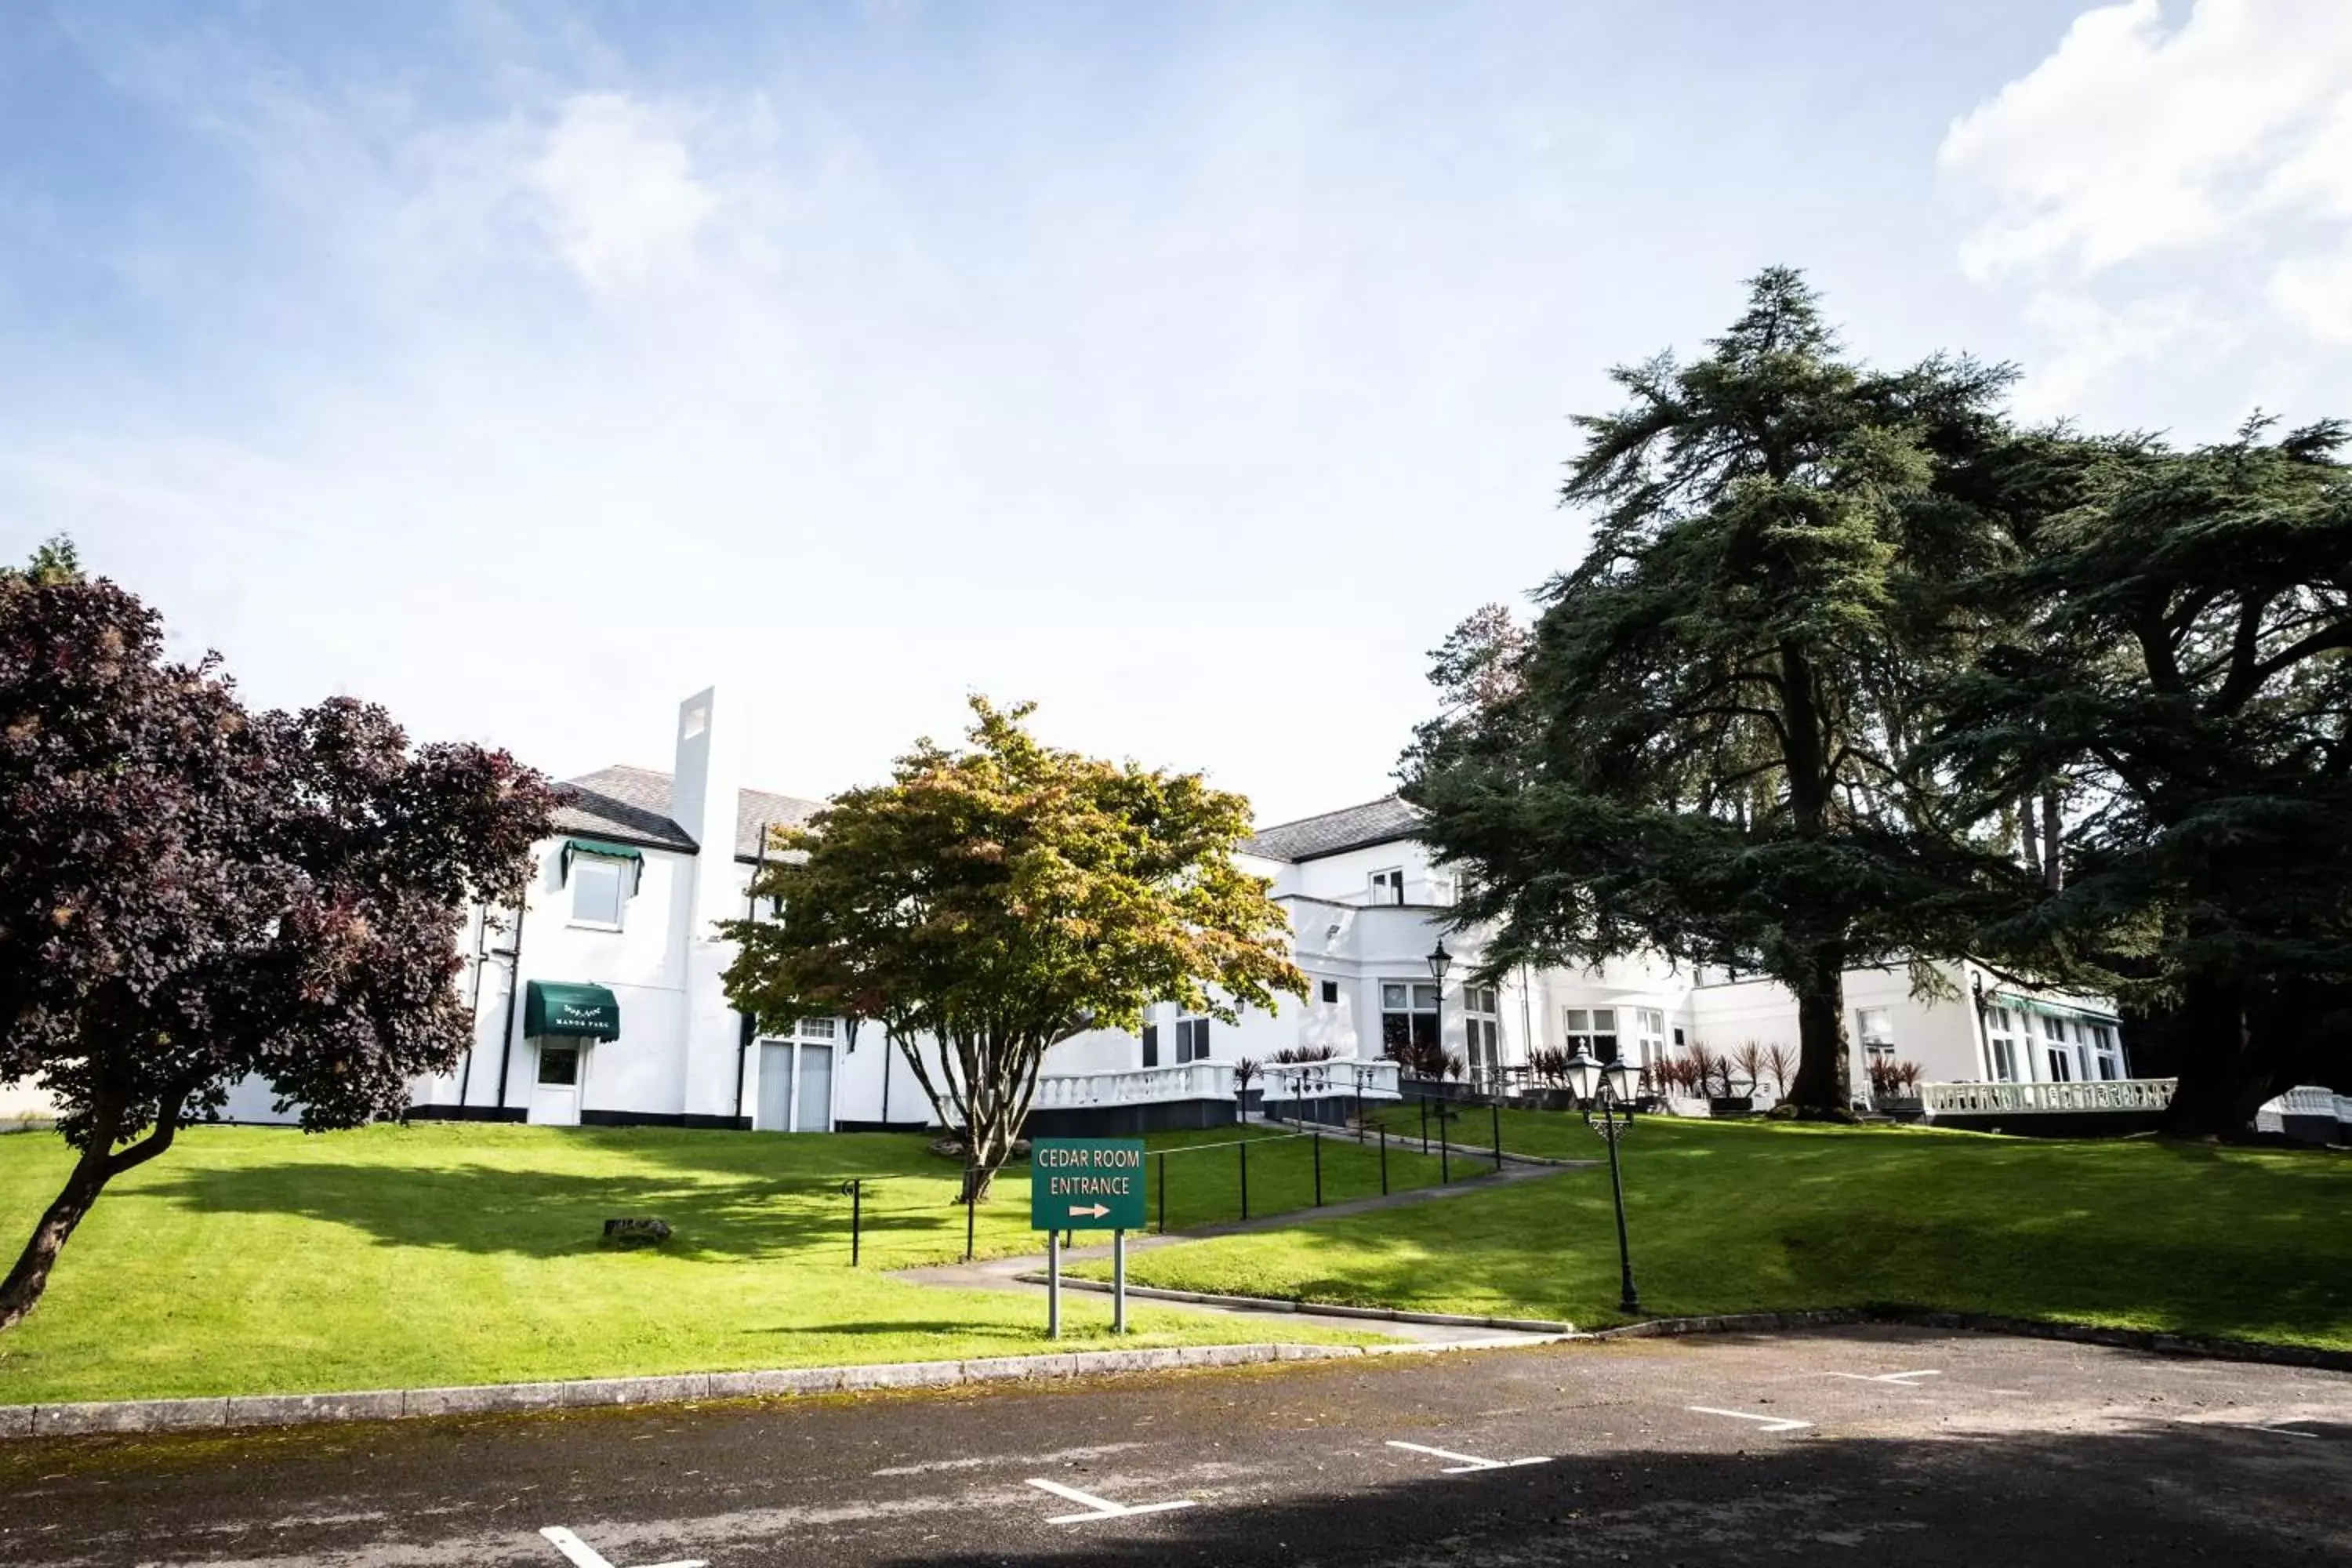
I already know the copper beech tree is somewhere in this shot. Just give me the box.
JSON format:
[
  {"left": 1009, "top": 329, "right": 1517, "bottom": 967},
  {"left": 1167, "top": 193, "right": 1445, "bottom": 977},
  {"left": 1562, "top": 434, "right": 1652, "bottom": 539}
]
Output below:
[
  {"left": 721, "top": 698, "right": 1304, "bottom": 1200},
  {"left": 0, "top": 550, "right": 555, "bottom": 1329}
]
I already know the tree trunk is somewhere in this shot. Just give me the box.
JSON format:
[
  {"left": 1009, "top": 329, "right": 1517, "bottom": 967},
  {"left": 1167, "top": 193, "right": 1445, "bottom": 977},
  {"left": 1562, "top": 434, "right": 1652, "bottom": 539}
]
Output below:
[
  {"left": 0, "top": 1145, "right": 114, "bottom": 1331},
  {"left": 2158, "top": 977, "right": 2257, "bottom": 1138},
  {"left": 1780, "top": 961, "right": 1852, "bottom": 1115},
  {"left": 2038, "top": 789, "right": 2064, "bottom": 892}
]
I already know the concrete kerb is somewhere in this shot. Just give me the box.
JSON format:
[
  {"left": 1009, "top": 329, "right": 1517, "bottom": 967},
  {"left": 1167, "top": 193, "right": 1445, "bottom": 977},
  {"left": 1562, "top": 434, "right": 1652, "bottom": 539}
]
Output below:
[
  {"left": 1020, "top": 1272, "right": 1575, "bottom": 1335},
  {"left": 14, "top": 1303, "right": 2346, "bottom": 1441},
  {"left": 0, "top": 1340, "right": 1413, "bottom": 1442}
]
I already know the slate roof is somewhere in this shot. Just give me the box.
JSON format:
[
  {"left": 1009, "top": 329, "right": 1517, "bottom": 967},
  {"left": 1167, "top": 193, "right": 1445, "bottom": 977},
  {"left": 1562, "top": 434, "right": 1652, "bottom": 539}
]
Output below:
[
  {"left": 552, "top": 764, "right": 826, "bottom": 859},
  {"left": 1240, "top": 794, "right": 1423, "bottom": 862}
]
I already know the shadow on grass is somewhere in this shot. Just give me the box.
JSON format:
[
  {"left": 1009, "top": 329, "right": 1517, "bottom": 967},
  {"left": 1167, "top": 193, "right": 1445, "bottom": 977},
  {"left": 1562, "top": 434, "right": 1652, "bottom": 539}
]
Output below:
[{"left": 141, "top": 1160, "right": 996, "bottom": 1262}]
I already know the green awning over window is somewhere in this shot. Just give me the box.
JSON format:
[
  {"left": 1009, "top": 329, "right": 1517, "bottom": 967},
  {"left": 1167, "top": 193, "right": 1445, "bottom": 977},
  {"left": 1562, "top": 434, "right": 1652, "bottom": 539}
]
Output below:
[
  {"left": 561, "top": 838, "right": 644, "bottom": 894},
  {"left": 524, "top": 981, "right": 621, "bottom": 1041}
]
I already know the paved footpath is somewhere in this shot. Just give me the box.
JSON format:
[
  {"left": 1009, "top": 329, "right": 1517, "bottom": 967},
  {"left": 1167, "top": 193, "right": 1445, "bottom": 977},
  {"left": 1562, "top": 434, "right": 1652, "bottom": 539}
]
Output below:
[{"left": 4, "top": 1324, "right": 2349, "bottom": 1566}]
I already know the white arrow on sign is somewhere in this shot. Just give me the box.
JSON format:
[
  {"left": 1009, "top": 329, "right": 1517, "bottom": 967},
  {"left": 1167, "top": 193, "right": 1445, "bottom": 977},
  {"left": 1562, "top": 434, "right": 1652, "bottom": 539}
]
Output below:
[
  {"left": 1067, "top": 1203, "right": 1110, "bottom": 1219},
  {"left": 1689, "top": 1406, "right": 1813, "bottom": 1434},
  {"left": 540, "top": 1525, "right": 706, "bottom": 1568}
]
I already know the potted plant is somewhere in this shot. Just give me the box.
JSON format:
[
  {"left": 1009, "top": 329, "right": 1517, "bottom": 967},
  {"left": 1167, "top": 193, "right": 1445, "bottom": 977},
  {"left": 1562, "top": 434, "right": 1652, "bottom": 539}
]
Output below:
[{"left": 1232, "top": 1057, "right": 1262, "bottom": 1124}]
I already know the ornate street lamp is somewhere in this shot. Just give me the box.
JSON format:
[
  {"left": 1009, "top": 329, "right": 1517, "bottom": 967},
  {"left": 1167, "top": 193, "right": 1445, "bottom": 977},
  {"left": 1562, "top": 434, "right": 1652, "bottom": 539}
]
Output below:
[
  {"left": 1565, "top": 1046, "right": 1642, "bottom": 1316},
  {"left": 1423, "top": 940, "right": 1454, "bottom": 1085}
]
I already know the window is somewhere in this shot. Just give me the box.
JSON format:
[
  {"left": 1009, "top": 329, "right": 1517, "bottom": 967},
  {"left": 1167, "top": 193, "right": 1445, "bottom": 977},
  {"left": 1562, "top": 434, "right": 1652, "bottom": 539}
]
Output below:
[
  {"left": 2087, "top": 1022, "right": 2123, "bottom": 1080},
  {"left": 1320, "top": 978, "right": 1340, "bottom": 1004},
  {"left": 1672, "top": 1025, "right": 1686, "bottom": 1050},
  {"left": 2040, "top": 1014, "right": 2077, "bottom": 1081},
  {"left": 1381, "top": 982, "right": 1440, "bottom": 1059},
  {"left": 1856, "top": 1007, "right": 1894, "bottom": 1061},
  {"left": 1141, "top": 1022, "right": 1160, "bottom": 1069},
  {"left": 1426, "top": 871, "right": 1457, "bottom": 906},
  {"left": 1175, "top": 1014, "right": 1211, "bottom": 1063},
  {"left": 1564, "top": 1007, "right": 1619, "bottom": 1062},
  {"left": 569, "top": 855, "right": 626, "bottom": 927},
  {"left": 1465, "top": 985, "right": 1501, "bottom": 1080},
  {"left": 791, "top": 1017, "right": 838, "bottom": 1041},
  {"left": 1984, "top": 1006, "right": 2025, "bottom": 1083},
  {"left": 536, "top": 1042, "right": 581, "bottom": 1087},
  {"left": 1370, "top": 868, "right": 1405, "bottom": 905},
  {"left": 1631, "top": 1008, "right": 1666, "bottom": 1066}
]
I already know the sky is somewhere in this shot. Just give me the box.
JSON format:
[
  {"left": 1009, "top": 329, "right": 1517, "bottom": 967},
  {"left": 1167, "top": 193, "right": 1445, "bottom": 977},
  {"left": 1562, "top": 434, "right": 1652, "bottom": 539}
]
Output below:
[{"left": 4, "top": 0, "right": 2349, "bottom": 826}]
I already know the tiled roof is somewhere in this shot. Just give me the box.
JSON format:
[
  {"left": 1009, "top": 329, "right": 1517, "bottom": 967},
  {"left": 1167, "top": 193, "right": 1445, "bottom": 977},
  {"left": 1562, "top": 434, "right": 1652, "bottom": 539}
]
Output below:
[
  {"left": 552, "top": 766, "right": 826, "bottom": 859},
  {"left": 1240, "top": 794, "right": 1422, "bottom": 862}
]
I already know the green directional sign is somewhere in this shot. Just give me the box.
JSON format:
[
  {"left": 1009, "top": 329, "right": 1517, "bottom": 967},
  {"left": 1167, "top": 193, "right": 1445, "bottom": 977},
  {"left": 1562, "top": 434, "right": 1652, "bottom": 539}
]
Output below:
[{"left": 1029, "top": 1138, "right": 1148, "bottom": 1231}]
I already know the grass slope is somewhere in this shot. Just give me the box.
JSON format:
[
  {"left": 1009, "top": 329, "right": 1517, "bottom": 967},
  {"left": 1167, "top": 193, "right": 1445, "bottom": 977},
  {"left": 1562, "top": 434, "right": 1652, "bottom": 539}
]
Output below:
[
  {"left": 1095, "top": 1118, "right": 2352, "bottom": 1350},
  {"left": 0, "top": 1124, "right": 1376, "bottom": 1405}
]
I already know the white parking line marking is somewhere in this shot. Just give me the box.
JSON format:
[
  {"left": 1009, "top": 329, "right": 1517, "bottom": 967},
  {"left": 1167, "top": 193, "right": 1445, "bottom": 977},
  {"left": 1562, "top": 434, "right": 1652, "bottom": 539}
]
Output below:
[
  {"left": 1689, "top": 1406, "right": 1813, "bottom": 1434},
  {"left": 2258, "top": 1421, "right": 2321, "bottom": 1439},
  {"left": 1385, "top": 1440, "right": 1549, "bottom": 1473},
  {"left": 1828, "top": 1370, "right": 1942, "bottom": 1385},
  {"left": 1025, "top": 1477, "right": 1198, "bottom": 1525},
  {"left": 539, "top": 1525, "right": 707, "bottom": 1568}
]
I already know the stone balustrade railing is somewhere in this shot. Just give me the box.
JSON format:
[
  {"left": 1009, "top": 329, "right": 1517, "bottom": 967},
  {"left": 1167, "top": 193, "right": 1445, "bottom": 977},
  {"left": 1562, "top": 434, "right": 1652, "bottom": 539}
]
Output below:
[
  {"left": 1028, "top": 1056, "right": 1400, "bottom": 1110},
  {"left": 1920, "top": 1077, "right": 2177, "bottom": 1116}
]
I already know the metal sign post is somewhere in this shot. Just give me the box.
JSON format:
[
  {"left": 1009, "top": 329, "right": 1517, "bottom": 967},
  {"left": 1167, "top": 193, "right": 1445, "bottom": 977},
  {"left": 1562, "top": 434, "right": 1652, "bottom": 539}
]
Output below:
[
  {"left": 1029, "top": 1138, "right": 1147, "bottom": 1338},
  {"left": 1047, "top": 1230, "right": 1062, "bottom": 1339}
]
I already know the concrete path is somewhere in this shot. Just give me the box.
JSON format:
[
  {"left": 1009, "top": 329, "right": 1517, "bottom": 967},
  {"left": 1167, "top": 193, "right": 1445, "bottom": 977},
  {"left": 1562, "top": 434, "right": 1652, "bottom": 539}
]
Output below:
[
  {"left": 894, "top": 1150, "right": 1592, "bottom": 1345},
  {"left": 10, "top": 1325, "right": 2348, "bottom": 1566}
]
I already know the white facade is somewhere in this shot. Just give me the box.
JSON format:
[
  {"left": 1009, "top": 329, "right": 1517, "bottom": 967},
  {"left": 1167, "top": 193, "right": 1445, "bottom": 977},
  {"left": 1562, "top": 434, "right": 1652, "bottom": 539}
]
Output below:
[{"left": 8, "top": 684, "right": 2126, "bottom": 1134}]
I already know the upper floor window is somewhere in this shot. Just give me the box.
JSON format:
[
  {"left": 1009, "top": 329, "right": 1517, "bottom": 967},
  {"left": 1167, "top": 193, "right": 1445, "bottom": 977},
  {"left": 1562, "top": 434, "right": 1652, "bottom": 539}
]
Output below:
[
  {"left": 1426, "top": 871, "right": 1457, "bottom": 906},
  {"left": 790, "top": 1017, "right": 838, "bottom": 1041},
  {"left": 1370, "top": 868, "right": 1405, "bottom": 906},
  {"left": 1142, "top": 1022, "right": 1160, "bottom": 1069},
  {"left": 2038, "top": 1014, "right": 2078, "bottom": 1081},
  {"left": 570, "top": 856, "right": 628, "bottom": 928},
  {"left": 1565, "top": 1007, "right": 1618, "bottom": 1062},
  {"left": 1175, "top": 1014, "right": 1211, "bottom": 1063},
  {"left": 1320, "top": 978, "right": 1341, "bottom": 1004}
]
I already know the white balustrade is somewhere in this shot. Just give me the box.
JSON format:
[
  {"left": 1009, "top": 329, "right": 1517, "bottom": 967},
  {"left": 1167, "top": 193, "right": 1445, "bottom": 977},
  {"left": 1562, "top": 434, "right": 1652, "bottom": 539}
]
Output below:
[
  {"left": 1920, "top": 1077, "right": 2177, "bottom": 1116},
  {"left": 1029, "top": 1056, "right": 1400, "bottom": 1110}
]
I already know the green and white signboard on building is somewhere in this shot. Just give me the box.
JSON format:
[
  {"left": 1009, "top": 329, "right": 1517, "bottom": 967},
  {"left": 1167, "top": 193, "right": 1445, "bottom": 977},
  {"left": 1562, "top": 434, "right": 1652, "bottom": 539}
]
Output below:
[
  {"left": 1029, "top": 1138, "right": 1147, "bottom": 1231},
  {"left": 1029, "top": 1138, "right": 1148, "bottom": 1338}
]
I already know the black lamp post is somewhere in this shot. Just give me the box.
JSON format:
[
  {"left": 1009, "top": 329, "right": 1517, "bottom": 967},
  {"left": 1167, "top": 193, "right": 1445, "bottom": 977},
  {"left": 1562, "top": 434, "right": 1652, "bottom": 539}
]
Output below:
[
  {"left": 1566, "top": 1046, "right": 1642, "bottom": 1316},
  {"left": 1426, "top": 941, "right": 1453, "bottom": 1081}
]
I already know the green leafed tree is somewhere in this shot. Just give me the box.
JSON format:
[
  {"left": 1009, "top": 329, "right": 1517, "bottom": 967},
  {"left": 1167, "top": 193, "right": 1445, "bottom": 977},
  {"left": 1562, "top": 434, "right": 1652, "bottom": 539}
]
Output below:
[
  {"left": 1935, "top": 418, "right": 2352, "bottom": 1134},
  {"left": 1403, "top": 268, "right": 2027, "bottom": 1115},
  {"left": 720, "top": 697, "right": 1305, "bottom": 1199}
]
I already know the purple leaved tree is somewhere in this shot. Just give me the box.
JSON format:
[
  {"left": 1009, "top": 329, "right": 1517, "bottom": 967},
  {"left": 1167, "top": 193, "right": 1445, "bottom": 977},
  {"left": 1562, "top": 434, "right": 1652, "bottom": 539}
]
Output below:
[{"left": 0, "top": 553, "right": 556, "bottom": 1330}]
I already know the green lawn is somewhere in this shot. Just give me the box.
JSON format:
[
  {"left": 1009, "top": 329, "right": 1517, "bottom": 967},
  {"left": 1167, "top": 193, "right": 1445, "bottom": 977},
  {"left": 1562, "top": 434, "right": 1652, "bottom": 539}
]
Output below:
[
  {"left": 0, "top": 1123, "right": 1376, "bottom": 1405},
  {"left": 1138, "top": 1124, "right": 1454, "bottom": 1232},
  {"left": 1087, "top": 1118, "right": 2352, "bottom": 1351}
]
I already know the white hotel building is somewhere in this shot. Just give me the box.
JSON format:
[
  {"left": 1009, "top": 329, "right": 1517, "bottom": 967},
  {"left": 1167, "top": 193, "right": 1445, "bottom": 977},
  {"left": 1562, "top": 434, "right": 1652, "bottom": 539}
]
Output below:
[{"left": 78, "top": 685, "right": 2136, "bottom": 1137}]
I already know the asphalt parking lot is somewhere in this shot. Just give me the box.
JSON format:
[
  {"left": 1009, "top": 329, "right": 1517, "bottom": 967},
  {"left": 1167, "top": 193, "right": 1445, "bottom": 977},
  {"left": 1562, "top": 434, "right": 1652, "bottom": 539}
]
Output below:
[{"left": 2, "top": 1325, "right": 2348, "bottom": 1566}]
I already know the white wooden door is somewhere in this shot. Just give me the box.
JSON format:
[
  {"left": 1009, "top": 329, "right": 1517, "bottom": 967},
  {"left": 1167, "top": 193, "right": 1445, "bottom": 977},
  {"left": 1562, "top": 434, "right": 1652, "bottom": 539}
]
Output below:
[{"left": 528, "top": 1041, "right": 584, "bottom": 1125}]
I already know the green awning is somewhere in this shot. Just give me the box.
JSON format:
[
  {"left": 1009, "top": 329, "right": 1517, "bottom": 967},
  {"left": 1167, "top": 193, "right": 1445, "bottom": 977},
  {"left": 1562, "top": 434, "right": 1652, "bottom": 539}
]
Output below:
[
  {"left": 524, "top": 981, "right": 621, "bottom": 1041},
  {"left": 561, "top": 838, "right": 644, "bottom": 895}
]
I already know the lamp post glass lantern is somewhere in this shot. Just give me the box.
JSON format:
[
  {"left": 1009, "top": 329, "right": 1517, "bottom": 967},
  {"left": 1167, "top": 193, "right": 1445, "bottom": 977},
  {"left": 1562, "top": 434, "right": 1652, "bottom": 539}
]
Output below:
[{"left": 1567, "top": 1048, "right": 1642, "bottom": 1316}]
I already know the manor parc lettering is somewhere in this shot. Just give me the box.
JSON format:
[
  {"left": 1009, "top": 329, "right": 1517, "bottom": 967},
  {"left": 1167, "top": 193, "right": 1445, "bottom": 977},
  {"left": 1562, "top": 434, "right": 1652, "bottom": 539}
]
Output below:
[{"left": 1029, "top": 1138, "right": 1147, "bottom": 1231}]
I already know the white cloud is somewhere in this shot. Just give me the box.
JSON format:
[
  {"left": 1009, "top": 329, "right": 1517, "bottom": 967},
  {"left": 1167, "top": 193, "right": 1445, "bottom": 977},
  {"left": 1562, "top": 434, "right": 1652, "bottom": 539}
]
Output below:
[
  {"left": 1940, "top": 0, "right": 2352, "bottom": 417},
  {"left": 525, "top": 93, "right": 720, "bottom": 290}
]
